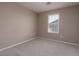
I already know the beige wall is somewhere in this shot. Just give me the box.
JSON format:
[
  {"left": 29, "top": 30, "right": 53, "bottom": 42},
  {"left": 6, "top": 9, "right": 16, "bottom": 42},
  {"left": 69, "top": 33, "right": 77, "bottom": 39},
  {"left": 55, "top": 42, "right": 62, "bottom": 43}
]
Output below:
[
  {"left": 0, "top": 3, "right": 37, "bottom": 49},
  {"left": 37, "top": 5, "right": 79, "bottom": 44}
]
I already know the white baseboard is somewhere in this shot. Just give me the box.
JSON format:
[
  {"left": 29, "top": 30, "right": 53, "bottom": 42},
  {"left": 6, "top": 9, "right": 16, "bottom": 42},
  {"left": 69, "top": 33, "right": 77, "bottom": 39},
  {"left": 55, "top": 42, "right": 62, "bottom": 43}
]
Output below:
[
  {"left": 0, "top": 38, "right": 35, "bottom": 52},
  {"left": 38, "top": 37, "right": 79, "bottom": 47}
]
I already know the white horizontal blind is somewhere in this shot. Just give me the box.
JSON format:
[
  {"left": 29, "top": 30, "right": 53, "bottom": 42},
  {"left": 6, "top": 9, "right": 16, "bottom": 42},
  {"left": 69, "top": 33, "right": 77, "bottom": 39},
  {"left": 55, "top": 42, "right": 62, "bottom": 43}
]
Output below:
[{"left": 48, "top": 14, "right": 59, "bottom": 33}]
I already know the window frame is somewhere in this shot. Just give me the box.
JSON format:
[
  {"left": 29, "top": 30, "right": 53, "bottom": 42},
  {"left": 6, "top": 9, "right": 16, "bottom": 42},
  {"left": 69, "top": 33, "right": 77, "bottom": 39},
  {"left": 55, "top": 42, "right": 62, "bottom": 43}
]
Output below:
[{"left": 48, "top": 13, "right": 60, "bottom": 34}]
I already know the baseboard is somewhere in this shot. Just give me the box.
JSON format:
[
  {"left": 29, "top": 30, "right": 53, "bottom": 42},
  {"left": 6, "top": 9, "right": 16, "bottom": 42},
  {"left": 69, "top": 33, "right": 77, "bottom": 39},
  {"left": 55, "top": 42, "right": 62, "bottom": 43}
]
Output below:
[
  {"left": 0, "top": 37, "right": 35, "bottom": 52},
  {"left": 38, "top": 37, "right": 79, "bottom": 47}
]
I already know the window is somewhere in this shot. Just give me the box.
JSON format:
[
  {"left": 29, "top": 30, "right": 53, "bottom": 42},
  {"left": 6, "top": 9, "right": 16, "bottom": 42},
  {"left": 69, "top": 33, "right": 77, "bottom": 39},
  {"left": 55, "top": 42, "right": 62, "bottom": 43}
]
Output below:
[{"left": 48, "top": 14, "right": 59, "bottom": 33}]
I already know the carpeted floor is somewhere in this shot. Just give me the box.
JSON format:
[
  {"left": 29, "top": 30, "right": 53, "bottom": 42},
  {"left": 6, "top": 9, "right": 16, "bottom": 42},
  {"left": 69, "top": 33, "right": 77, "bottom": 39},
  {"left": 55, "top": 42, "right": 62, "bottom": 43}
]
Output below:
[{"left": 0, "top": 38, "right": 79, "bottom": 56}]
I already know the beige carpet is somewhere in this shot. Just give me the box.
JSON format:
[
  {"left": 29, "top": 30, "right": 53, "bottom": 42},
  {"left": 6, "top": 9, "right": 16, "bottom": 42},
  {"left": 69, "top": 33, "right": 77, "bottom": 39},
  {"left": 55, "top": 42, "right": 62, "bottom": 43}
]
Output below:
[{"left": 0, "top": 38, "right": 79, "bottom": 56}]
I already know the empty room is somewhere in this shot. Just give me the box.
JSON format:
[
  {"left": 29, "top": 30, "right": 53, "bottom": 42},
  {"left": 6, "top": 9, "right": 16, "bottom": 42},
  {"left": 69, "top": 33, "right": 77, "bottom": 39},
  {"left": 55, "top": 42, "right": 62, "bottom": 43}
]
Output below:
[{"left": 0, "top": 2, "right": 79, "bottom": 56}]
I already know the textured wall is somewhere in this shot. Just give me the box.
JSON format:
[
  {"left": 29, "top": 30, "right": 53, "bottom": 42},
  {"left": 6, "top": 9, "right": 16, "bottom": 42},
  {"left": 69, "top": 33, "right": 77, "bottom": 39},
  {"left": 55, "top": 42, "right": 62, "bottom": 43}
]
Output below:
[
  {"left": 0, "top": 3, "right": 37, "bottom": 49},
  {"left": 37, "top": 5, "right": 79, "bottom": 44}
]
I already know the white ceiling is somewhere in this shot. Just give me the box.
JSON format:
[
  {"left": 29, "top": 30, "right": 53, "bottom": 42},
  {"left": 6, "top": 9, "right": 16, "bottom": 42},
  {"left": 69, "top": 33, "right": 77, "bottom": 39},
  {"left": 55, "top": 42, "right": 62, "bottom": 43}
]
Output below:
[{"left": 17, "top": 2, "right": 79, "bottom": 13}]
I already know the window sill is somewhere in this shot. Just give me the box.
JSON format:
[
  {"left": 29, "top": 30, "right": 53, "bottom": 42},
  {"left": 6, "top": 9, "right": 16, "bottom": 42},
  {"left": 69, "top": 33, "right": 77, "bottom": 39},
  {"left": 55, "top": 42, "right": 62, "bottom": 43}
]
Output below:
[{"left": 48, "top": 32, "right": 59, "bottom": 34}]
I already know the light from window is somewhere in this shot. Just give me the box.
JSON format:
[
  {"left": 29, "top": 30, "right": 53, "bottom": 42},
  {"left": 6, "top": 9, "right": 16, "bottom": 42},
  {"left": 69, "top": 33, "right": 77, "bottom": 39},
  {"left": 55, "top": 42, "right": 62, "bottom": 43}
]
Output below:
[{"left": 48, "top": 14, "right": 59, "bottom": 33}]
